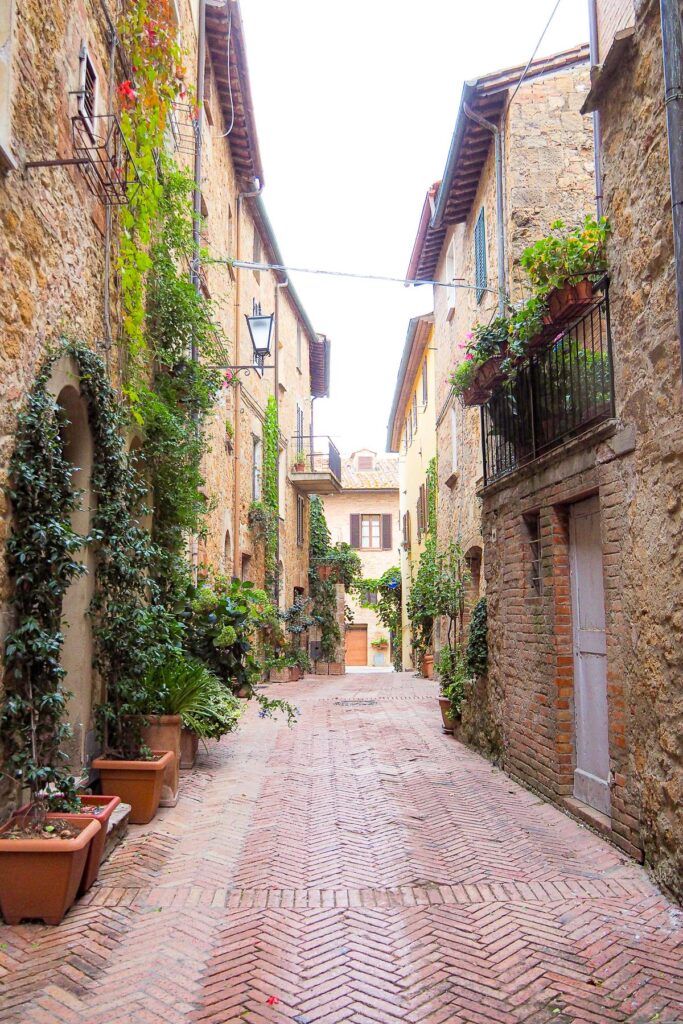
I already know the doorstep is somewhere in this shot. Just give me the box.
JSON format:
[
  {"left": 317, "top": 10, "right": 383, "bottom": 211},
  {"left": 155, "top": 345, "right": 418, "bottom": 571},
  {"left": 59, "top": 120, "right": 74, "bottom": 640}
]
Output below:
[{"left": 102, "top": 801, "right": 131, "bottom": 863}]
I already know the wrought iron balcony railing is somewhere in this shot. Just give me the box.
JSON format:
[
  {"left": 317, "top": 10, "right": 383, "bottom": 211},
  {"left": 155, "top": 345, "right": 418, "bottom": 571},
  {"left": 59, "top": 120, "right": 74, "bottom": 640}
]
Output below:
[
  {"left": 481, "top": 281, "right": 614, "bottom": 486},
  {"left": 291, "top": 436, "right": 342, "bottom": 483}
]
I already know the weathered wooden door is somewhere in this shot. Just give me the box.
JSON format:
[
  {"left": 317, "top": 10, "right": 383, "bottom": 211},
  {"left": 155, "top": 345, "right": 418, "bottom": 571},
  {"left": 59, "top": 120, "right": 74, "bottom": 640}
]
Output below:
[
  {"left": 345, "top": 625, "right": 368, "bottom": 666},
  {"left": 569, "top": 496, "right": 611, "bottom": 815}
]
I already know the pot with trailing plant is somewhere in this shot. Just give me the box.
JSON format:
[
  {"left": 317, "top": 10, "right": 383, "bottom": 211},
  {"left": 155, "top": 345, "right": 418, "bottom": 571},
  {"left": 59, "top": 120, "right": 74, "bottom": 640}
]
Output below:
[{"left": 437, "top": 648, "right": 467, "bottom": 734}]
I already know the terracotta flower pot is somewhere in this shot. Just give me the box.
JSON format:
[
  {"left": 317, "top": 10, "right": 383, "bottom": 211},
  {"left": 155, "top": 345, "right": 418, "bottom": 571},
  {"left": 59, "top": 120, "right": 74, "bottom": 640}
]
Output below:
[
  {"left": 0, "top": 815, "right": 101, "bottom": 925},
  {"left": 438, "top": 697, "right": 457, "bottom": 734},
  {"left": 548, "top": 283, "right": 578, "bottom": 321},
  {"left": 47, "top": 795, "right": 121, "bottom": 894},
  {"left": 328, "top": 662, "right": 344, "bottom": 676},
  {"left": 317, "top": 565, "right": 333, "bottom": 581},
  {"left": 462, "top": 381, "right": 492, "bottom": 407},
  {"left": 92, "top": 750, "right": 174, "bottom": 824},
  {"left": 474, "top": 355, "right": 505, "bottom": 391},
  {"left": 180, "top": 728, "right": 199, "bottom": 769},
  {"left": 290, "top": 666, "right": 302, "bottom": 681},
  {"left": 294, "top": 462, "right": 305, "bottom": 473},
  {"left": 422, "top": 653, "right": 434, "bottom": 679},
  {"left": 141, "top": 715, "right": 181, "bottom": 806}
]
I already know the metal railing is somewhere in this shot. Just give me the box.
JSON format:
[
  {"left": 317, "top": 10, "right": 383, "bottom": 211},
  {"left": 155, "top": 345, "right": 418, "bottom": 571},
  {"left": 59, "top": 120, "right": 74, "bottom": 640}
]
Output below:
[
  {"left": 291, "top": 436, "right": 342, "bottom": 481},
  {"left": 481, "top": 282, "right": 614, "bottom": 486}
]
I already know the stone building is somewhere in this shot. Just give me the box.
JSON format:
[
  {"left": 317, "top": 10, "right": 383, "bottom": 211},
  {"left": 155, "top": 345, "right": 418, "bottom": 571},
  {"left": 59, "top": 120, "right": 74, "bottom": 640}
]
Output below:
[
  {"left": 406, "top": 47, "right": 596, "bottom": 661},
  {"left": 386, "top": 315, "right": 436, "bottom": 669},
  {"left": 323, "top": 451, "right": 400, "bottom": 667},
  {"left": 0, "top": 0, "right": 327, "bottom": 806}
]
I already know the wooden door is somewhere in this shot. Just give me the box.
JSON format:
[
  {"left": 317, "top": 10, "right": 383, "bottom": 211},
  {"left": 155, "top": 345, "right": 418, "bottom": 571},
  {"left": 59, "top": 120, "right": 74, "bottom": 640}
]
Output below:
[
  {"left": 345, "top": 625, "right": 368, "bottom": 666},
  {"left": 569, "top": 496, "right": 611, "bottom": 815}
]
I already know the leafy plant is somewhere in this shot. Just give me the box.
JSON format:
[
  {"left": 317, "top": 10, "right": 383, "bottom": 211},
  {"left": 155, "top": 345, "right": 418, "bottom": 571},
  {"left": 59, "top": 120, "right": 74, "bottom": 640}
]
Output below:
[
  {"left": 466, "top": 597, "right": 488, "bottom": 678},
  {"left": 324, "top": 542, "right": 362, "bottom": 590},
  {"left": 140, "top": 657, "right": 243, "bottom": 740},
  {"left": 449, "top": 360, "right": 478, "bottom": 398},
  {"left": 294, "top": 449, "right": 306, "bottom": 465},
  {"left": 437, "top": 647, "right": 469, "bottom": 717},
  {"left": 371, "top": 636, "right": 389, "bottom": 649},
  {"left": 407, "top": 539, "right": 469, "bottom": 668},
  {"left": 308, "top": 497, "right": 342, "bottom": 661},
  {"left": 357, "top": 566, "right": 402, "bottom": 670},
  {"left": 520, "top": 215, "right": 611, "bottom": 294},
  {"left": 465, "top": 317, "right": 510, "bottom": 362}
]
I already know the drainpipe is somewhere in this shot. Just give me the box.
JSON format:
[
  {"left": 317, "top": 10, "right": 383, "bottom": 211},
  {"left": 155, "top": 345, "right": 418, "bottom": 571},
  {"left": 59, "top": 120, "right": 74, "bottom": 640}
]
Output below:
[
  {"left": 191, "top": 0, "right": 207, "bottom": 361},
  {"left": 660, "top": 0, "right": 683, "bottom": 380},
  {"left": 587, "top": 0, "right": 604, "bottom": 218},
  {"left": 274, "top": 278, "right": 288, "bottom": 606},
  {"left": 463, "top": 103, "right": 506, "bottom": 314},
  {"left": 232, "top": 179, "right": 264, "bottom": 577}
]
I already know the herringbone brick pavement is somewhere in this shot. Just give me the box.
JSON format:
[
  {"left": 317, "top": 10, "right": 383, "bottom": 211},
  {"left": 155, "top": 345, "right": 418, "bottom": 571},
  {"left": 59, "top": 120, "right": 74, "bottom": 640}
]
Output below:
[{"left": 1, "top": 672, "right": 682, "bottom": 1024}]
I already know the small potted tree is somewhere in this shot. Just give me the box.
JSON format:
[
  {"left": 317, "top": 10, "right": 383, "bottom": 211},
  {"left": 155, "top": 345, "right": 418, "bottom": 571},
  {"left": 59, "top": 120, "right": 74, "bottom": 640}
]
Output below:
[{"left": 293, "top": 449, "right": 307, "bottom": 472}]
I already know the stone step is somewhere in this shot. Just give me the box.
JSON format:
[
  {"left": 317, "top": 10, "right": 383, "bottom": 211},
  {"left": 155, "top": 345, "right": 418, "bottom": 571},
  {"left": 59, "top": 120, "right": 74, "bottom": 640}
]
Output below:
[{"left": 102, "top": 801, "right": 130, "bottom": 863}]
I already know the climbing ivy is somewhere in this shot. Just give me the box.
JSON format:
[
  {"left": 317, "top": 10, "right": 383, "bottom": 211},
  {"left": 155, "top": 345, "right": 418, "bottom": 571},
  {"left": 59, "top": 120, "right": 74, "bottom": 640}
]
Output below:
[
  {"left": 426, "top": 455, "right": 437, "bottom": 536},
  {"left": 466, "top": 597, "right": 488, "bottom": 678},
  {"left": 357, "top": 566, "right": 402, "bottom": 671},
  {"left": 262, "top": 395, "right": 279, "bottom": 596},
  {"left": 308, "top": 497, "right": 341, "bottom": 661}
]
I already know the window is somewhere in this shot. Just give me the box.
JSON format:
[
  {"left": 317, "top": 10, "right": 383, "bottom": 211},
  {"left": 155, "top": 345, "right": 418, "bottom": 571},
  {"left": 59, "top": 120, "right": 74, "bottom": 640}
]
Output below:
[
  {"left": 404, "top": 422, "right": 409, "bottom": 453},
  {"left": 252, "top": 436, "right": 262, "bottom": 500},
  {"left": 361, "top": 514, "right": 381, "bottom": 549},
  {"left": 412, "top": 395, "right": 418, "bottom": 432},
  {"left": 0, "top": 0, "right": 14, "bottom": 169},
  {"left": 296, "top": 322, "right": 302, "bottom": 371},
  {"left": 475, "top": 208, "right": 487, "bottom": 303},
  {"left": 421, "top": 359, "right": 428, "bottom": 406},
  {"left": 78, "top": 43, "right": 98, "bottom": 134},
  {"left": 402, "top": 511, "right": 411, "bottom": 551},
  {"left": 416, "top": 484, "right": 428, "bottom": 540},
  {"left": 296, "top": 403, "right": 305, "bottom": 451},
  {"left": 358, "top": 455, "right": 374, "bottom": 471},
  {"left": 408, "top": 412, "right": 413, "bottom": 446},
  {"left": 364, "top": 589, "right": 379, "bottom": 606},
  {"left": 296, "top": 494, "right": 305, "bottom": 547},
  {"left": 241, "top": 553, "right": 252, "bottom": 582},
  {"left": 446, "top": 241, "right": 456, "bottom": 313},
  {"left": 524, "top": 512, "right": 543, "bottom": 596}
]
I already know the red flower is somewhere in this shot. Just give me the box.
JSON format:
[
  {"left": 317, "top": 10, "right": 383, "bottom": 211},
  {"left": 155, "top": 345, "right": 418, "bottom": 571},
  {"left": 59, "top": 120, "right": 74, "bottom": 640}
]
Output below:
[
  {"left": 117, "top": 80, "right": 137, "bottom": 102},
  {"left": 266, "top": 996, "right": 279, "bottom": 1006}
]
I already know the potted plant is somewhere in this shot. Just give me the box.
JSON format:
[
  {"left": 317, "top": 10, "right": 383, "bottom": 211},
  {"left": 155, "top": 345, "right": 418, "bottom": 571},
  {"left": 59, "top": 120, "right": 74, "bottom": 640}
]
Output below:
[
  {"left": 437, "top": 647, "right": 467, "bottom": 734},
  {"left": 520, "top": 216, "right": 610, "bottom": 323},
  {"left": 293, "top": 449, "right": 307, "bottom": 472},
  {"left": 422, "top": 652, "right": 434, "bottom": 679},
  {"left": 371, "top": 635, "right": 389, "bottom": 650},
  {"left": 44, "top": 794, "right": 121, "bottom": 895}
]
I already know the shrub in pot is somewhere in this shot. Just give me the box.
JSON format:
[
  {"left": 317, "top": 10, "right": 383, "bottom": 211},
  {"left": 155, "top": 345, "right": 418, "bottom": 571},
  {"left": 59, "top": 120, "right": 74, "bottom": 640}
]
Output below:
[
  {"left": 520, "top": 215, "right": 610, "bottom": 322},
  {"left": 437, "top": 647, "right": 468, "bottom": 734}
]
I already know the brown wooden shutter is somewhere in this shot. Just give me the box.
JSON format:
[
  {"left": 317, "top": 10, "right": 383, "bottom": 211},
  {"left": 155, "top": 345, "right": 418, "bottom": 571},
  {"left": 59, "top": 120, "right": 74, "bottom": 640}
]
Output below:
[
  {"left": 350, "top": 514, "right": 361, "bottom": 549},
  {"left": 382, "top": 514, "right": 392, "bottom": 550}
]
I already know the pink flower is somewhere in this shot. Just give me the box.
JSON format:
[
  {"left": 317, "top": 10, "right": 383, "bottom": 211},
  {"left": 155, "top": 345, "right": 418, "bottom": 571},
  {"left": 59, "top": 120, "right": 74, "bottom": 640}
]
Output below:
[
  {"left": 466, "top": 331, "right": 474, "bottom": 340},
  {"left": 465, "top": 353, "right": 474, "bottom": 361}
]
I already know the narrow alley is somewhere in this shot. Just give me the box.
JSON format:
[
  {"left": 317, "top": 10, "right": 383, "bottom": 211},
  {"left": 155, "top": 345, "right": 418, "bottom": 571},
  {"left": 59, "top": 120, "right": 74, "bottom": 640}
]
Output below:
[{"left": 2, "top": 672, "right": 682, "bottom": 1024}]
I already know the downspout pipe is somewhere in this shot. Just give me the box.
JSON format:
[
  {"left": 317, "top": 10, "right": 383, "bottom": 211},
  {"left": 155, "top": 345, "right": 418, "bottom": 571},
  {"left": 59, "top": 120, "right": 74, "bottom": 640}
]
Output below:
[
  {"left": 232, "top": 178, "right": 264, "bottom": 578},
  {"left": 660, "top": 0, "right": 683, "bottom": 380},
  {"left": 463, "top": 103, "right": 506, "bottom": 315},
  {"left": 587, "top": 0, "right": 604, "bottom": 218},
  {"left": 191, "top": 0, "right": 207, "bottom": 361}
]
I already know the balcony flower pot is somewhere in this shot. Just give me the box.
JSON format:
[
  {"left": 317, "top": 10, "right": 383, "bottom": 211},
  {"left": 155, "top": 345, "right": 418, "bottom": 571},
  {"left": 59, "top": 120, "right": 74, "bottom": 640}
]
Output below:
[
  {"left": 422, "top": 653, "right": 434, "bottom": 679},
  {"left": 548, "top": 283, "right": 578, "bottom": 321},
  {"left": 294, "top": 461, "right": 305, "bottom": 473},
  {"left": 0, "top": 814, "right": 101, "bottom": 925},
  {"left": 46, "top": 795, "right": 121, "bottom": 894},
  {"left": 92, "top": 750, "right": 174, "bottom": 824},
  {"left": 438, "top": 697, "right": 458, "bottom": 734},
  {"left": 141, "top": 715, "right": 181, "bottom": 806},
  {"left": 180, "top": 727, "right": 199, "bottom": 769},
  {"left": 462, "top": 381, "right": 492, "bottom": 407},
  {"left": 474, "top": 355, "right": 505, "bottom": 392}
]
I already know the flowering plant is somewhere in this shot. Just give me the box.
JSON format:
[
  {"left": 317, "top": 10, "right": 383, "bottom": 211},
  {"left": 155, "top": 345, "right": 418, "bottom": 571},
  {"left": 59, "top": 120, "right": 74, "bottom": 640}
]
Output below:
[{"left": 520, "top": 215, "right": 611, "bottom": 293}]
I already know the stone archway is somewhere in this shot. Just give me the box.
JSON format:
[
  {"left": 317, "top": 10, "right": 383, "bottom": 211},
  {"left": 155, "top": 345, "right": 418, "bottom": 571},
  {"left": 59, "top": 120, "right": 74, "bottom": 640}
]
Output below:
[{"left": 48, "top": 357, "right": 97, "bottom": 774}]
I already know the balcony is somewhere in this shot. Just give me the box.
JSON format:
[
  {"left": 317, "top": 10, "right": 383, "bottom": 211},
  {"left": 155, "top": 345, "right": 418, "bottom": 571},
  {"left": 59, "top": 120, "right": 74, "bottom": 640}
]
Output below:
[
  {"left": 481, "top": 282, "right": 614, "bottom": 486},
  {"left": 290, "top": 436, "right": 342, "bottom": 494}
]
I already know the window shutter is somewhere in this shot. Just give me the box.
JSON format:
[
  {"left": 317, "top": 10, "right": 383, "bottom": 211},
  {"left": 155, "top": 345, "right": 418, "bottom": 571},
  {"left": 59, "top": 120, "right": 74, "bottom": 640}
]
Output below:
[
  {"left": 381, "top": 514, "right": 392, "bottom": 550},
  {"left": 475, "top": 208, "right": 487, "bottom": 303},
  {"left": 350, "top": 514, "right": 360, "bottom": 549}
]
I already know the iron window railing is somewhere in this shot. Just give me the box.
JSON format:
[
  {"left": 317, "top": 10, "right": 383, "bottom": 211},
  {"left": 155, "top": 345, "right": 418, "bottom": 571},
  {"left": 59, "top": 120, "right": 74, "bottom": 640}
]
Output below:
[
  {"left": 481, "top": 280, "right": 614, "bottom": 486},
  {"left": 291, "top": 436, "right": 341, "bottom": 482}
]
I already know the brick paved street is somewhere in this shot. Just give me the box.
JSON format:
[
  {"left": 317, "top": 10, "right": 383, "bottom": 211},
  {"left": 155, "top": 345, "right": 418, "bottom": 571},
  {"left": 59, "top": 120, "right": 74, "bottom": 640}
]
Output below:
[{"left": 1, "top": 672, "right": 683, "bottom": 1024}]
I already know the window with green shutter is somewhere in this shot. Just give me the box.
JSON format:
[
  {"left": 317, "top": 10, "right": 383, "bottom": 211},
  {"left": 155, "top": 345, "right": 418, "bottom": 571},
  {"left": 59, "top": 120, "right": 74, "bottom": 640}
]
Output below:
[{"left": 475, "top": 208, "right": 487, "bottom": 304}]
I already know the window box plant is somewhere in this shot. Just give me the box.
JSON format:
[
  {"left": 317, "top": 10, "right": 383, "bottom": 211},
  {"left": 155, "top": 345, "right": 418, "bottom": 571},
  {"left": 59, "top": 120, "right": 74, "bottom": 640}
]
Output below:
[
  {"left": 371, "top": 636, "right": 389, "bottom": 649},
  {"left": 0, "top": 814, "right": 102, "bottom": 925}
]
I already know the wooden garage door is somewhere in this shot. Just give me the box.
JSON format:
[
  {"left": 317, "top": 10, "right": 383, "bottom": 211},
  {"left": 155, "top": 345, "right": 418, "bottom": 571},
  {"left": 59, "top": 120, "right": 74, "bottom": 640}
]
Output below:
[{"left": 345, "top": 625, "right": 368, "bottom": 666}]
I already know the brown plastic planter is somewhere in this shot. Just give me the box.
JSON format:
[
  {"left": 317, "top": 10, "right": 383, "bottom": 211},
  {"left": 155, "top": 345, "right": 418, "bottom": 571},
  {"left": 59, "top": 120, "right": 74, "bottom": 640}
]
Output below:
[
  {"left": 438, "top": 697, "right": 457, "bottom": 734},
  {"left": 46, "top": 795, "right": 121, "bottom": 894},
  {"left": 141, "top": 715, "right": 181, "bottom": 805},
  {"left": 0, "top": 815, "right": 101, "bottom": 925},
  {"left": 92, "top": 750, "right": 174, "bottom": 824},
  {"left": 180, "top": 727, "right": 199, "bottom": 769}
]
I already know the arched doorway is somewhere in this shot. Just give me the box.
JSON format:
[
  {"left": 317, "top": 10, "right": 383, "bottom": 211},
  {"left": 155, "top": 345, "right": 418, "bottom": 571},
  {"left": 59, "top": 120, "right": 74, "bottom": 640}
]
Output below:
[{"left": 53, "top": 373, "right": 96, "bottom": 772}]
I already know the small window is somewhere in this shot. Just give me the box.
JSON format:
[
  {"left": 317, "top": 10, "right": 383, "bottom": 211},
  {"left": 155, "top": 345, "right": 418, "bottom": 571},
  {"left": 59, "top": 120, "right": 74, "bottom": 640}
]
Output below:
[
  {"left": 78, "top": 44, "right": 98, "bottom": 133},
  {"left": 412, "top": 396, "right": 418, "bottom": 432},
  {"left": 296, "top": 494, "right": 305, "bottom": 547},
  {"left": 524, "top": 512, "right": 543, "bottom": 596},
  {"left": 421, "top": 360, "right": 428, "bottom": 406},
  {"left": 296, "top": 323, "right": 302, "bottom": 371},
  {"left": 475, "top": 208, "right": 487, "bottom": 304},
  {"left": 360, "top": 514, "right": 381, "bottom": 550},
  {"left": 402, "top": 511, "right": 411, "bottom": 552},
  {"left": 364, "top": 589, "right": 378, "bottom": 606},
  {"left": 252, "top": 436, "right": 262, "bottom": 500},
  {"left": 358, "top": 455, "right": 374, "bottom": 471}
]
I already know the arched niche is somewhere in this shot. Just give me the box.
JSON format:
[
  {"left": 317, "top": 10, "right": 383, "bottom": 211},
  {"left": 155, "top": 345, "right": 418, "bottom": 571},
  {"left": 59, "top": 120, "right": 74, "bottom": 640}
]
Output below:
[
  {"left": 222, "top": 526, "right": 232, "bottom": 577},
  {"left": 46, "top": 356, "right": 97, "bottom": 773},
  {"left": 464, "top": 544, "right": 483, "bottom": 618}
]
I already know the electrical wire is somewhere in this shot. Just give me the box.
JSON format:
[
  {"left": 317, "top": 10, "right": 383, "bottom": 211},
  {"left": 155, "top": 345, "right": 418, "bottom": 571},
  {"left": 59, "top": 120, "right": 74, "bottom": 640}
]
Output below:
[
  {"left": 210, "top": 257, "right": 498, "bottom": 296},
  {"left": 507, "top": 0, "right": 564, "bottom": 108},
  {"left": 218, "top": 9, "right": 235, "bottom": 137}
]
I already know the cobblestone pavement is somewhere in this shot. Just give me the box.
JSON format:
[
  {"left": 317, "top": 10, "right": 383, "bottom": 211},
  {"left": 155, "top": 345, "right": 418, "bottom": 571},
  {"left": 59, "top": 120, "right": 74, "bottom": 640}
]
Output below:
[{"left": 1, "top": 672, "right": 683, "bottom": 1024}]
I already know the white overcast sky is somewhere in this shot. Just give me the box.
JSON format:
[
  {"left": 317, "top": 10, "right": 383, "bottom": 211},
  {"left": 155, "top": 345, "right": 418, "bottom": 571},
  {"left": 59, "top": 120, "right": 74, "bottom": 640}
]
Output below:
[{"left": 239, "top": 0, "right": 589, "bottom": 456}]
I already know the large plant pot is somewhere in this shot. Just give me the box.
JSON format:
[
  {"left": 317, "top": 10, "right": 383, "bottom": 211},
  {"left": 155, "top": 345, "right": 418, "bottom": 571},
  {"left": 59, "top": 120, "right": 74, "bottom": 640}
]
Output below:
[
  {"left": 422, "top": 653, "right": 434, "bottom": 679},
  {"left": 328, "top": 662, "right": 344, "bottom": 676},
  {"left": 0, "top": 815, "right": 101, "bottom": 925},
  {"left": 180, "top": 727, "right": 199, "bottom": 769},
  {"left": 141, "top": 715, "right": 181, "bottom": 806},
  {"left": 290, "top": 666, "right": 302, "bottom": 681},
  {"left": 92, "top": 750, "right": 174, "bottom": 824},
  {"left": 46, "top": 795, "right": 121, "bottom": 894},
  {"left": 438, "top": 697, "right": 457, "bottom": 734}
]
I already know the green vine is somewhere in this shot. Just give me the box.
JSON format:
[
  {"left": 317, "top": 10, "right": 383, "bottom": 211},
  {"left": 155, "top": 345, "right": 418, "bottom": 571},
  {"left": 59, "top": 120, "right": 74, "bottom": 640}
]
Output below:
[
  {"left": 262, "top": 395, "right": 279, "bottom": 595},
  {"left": 357, "top": 567, "right": 402, "bottom": 671},
  {"left": 466, "top": 597, "right": 488, "bottom": 678},
  {"left": 308, "top": 497, "right": 341, "bottom": 661},
  {"left": 426, "top": 456, "right": 437, "bottom": 536}
]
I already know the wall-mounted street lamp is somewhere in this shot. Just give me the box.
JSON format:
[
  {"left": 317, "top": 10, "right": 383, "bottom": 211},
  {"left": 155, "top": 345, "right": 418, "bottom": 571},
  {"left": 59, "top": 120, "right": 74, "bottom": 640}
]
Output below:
[{"left": 244, "top": 311, "right": 274, "bottom": 361}]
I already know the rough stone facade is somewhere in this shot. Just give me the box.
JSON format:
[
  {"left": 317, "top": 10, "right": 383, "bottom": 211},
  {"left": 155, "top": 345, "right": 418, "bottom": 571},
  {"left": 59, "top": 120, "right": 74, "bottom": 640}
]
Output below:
[
  {"left": 0, "top": 0, "right": 322, "bottom": 815},
  {"left": 323, "top": 453, "right": 400, "bottom": 666}
]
